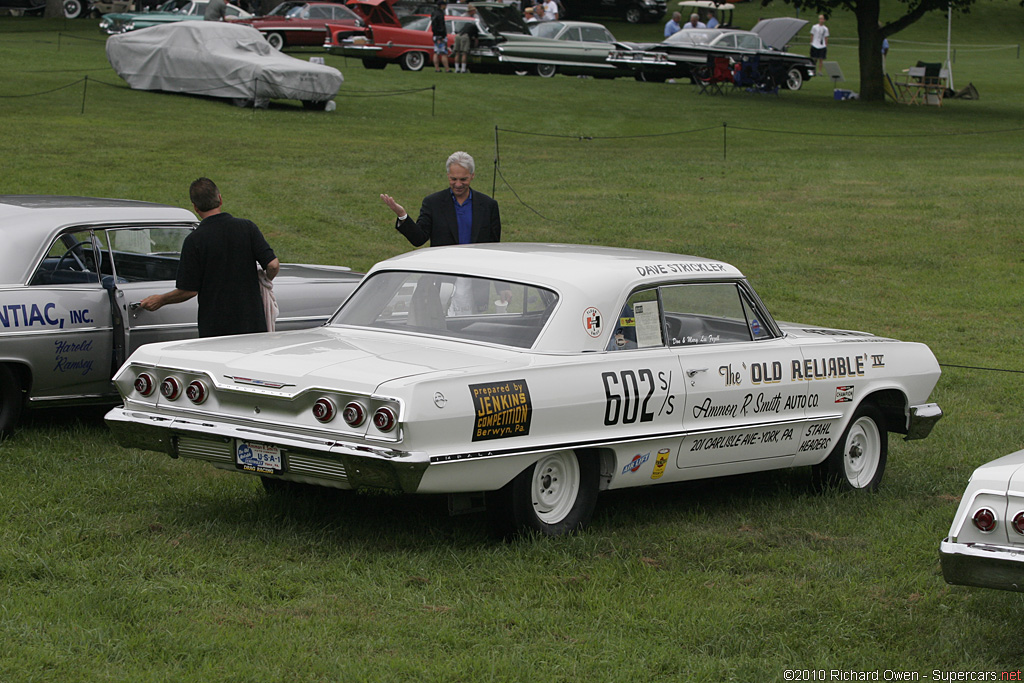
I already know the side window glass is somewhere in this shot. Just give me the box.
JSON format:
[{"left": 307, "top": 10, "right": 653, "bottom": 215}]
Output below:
[
  {"left": 30, "top": 230, "right": 100, "bottom": 287},
  {"left": 608, "top": 288, "right": 663, "bottom": 351},
  {"left": 738, "top": 35, "right": 761, "bottom": 50},
  {"left": 716, "top": 34, "right": 735, "bottom": 48},
  {"left": 660, "top": 282, "right": 754, "bottom": 345},
  {"left": 106, "top": 227, "right": 189, "bottom": 282},
  {"left": 740, "top": 290, "right": 772, "bottom": 340}
]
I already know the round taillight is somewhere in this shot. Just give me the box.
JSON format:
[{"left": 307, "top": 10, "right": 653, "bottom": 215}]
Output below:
[
  {"left": 373, "top": 406, "right": 397, "bottom": 432},
  {"left": 134, "top": 372, "right": 155, "bottom": 396},
  {"left": 342, "top": 401, "right": 365, "bottom": 427},
  {"left": 973, "top": 508, "right": 997, "bottom": 533},
  {"left": 160, "top": 376, "right": 182, "bottom": 400},
  {"left": 186, "top": 380, "right": 208, "bottom": 404},
  {"left": 1012, "top": 511, "right": 1024, "bottom": 536},
  {"left": 312, "top": 398, "right": 336, "bottom": 423}
]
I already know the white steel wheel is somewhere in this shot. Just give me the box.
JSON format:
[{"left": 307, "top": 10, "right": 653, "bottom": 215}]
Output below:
[
  {"left": 813, "top": 403, "right": 887, "bottom": 492},
  {"left": 786, "top": 67, "right": 803, "bottom": 90},
  {"left": 266, "top": 32, "right": 285, "bottom": 50},
  {"left": 843, "top": 415, "right": 882, "bottom": 488},
  {"left": 531, "top": 451, "right": 581, "bottom": 525},
  {"left": 487, "top": 450, "right": 600, "bottom": 538}
]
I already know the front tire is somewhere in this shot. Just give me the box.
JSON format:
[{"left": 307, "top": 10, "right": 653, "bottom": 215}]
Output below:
[
  {"left": 266, "top": 32, "right": 285, "bottom": 50},
  {"left": 537, "top": 63, "right": 556, "bottom": 78},
  {"left": 813, "top": 403, "right": 887, "bottom": 492},
  {"left": 0, "top": 365, "right": 24, "bottom": 439},
  {"left": 487, "top": 450, "right": 599, "bottom": 538},
  {"left": 786, "top": 67, "right": 804, "bottom": 91},
  {"left": 400, "top": 50, "right": 426, "bottom": 72},
  {"left": 63, "top": 0, "right": 83, "bottom": 19},
  {"left": 624, "top": 5, "right": 641, "bottom": 23}
]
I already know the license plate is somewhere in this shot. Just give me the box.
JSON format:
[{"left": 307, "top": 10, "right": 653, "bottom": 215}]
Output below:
[{"left": 236, "top": 440, "right": 283, "bottom": 474}]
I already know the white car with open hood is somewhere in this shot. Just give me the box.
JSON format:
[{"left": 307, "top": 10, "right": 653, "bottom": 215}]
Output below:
[{"left": 106, "top": 244, "right": 943, "bottom": 537}]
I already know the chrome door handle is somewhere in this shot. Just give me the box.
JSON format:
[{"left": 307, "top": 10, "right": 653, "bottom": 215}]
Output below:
[{"left": 686, "top": 368, "right": 708, "bottom": 378}]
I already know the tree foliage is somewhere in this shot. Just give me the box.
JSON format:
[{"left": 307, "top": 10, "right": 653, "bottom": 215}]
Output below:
[{"left": 761, "top": 0, "right": 977, "bottom": 101}]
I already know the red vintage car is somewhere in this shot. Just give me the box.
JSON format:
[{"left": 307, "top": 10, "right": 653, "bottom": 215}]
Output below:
[
  {"left": 237, "top": 1, "right": 364, "bottom": 50},
  {"left": 324, "top": 0, "right": 470, "bottom": 71}
]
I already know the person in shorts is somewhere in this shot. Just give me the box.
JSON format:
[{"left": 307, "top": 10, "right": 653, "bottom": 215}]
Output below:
[
  {"left": 809, "top": 14, "right": 829, "bottom": 73},
  {"left": 452, "top": 5, "right": 479, "bottom": 73},
  {"left": 431, "top": 0, "right": 450, "bottom": 73}
]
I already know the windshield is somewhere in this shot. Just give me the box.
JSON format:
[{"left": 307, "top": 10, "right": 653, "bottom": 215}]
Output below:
[
  {"left": 268, "top": 1, "right": 302, "bottom": 16},
  {"left": 664, "top": 28, "right": 715, "bottom": 45},
  {"left": 530, "top": 21, "right": 563, "bottom": 38},
  {"left": 331, "top": 271, "right": 558, "bottom": 349}
]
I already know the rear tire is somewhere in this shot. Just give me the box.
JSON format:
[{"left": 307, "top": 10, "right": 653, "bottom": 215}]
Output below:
[
  {"left": 266, "top": 32, "right": 285, "bottom": 50},
  {"left": 63, "top": 0, "right": 83, "bottom": 19},
  {"left": 400, "top": 51, "right": 426, "bottom": 71},
  {"left": 0, "top": 365, "right": 24, "bottom": 439},
  {"left": 537, "top": 63, "right": 556, "bottom": 78},
  {"left": 487, "top": 450, "right": 599, "bottom": 538},
  {"left": 624, "top": 5, "right": 641, "bottom": 23},
  {"left": 362, "top": 59, "right": 387, "bottom": 70},
  {"left": 812, "top": 403, "right": 887, "bottom": 492}
]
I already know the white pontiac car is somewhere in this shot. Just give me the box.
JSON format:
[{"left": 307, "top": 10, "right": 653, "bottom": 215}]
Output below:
[
  {"left": 106, "top": 244, "right": 943, "bottom": 536},
  {"left": 940, "top": 450, "right": 1024, "bottom": 591}
]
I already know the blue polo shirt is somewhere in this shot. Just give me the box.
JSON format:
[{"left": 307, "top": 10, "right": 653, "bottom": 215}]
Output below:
[{"left": 452, "top": 189, "right": 473, "bottom": 244}]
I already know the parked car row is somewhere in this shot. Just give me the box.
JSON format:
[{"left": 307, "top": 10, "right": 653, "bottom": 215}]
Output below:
[{"left": 321, "top": 1, "right": 812, "bottom": 86}]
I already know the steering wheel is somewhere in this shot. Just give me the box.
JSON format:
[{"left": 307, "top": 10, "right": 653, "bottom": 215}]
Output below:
[{"left": 55, "top": 240, "right": 88, "bottom": 272}]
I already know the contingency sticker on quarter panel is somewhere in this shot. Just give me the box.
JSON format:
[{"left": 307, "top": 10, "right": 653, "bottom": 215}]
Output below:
[
  {"left": 583, "top": 307, "right": 602, "bottom": 338},
  {"left": 633, "top": 301, "right": 662, "bottom": 348},
  {"left": 469, "top": 379, "right": 532, "bottom": 442}
]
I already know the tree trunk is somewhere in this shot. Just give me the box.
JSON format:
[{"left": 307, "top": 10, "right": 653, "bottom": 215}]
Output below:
[{"left": 855, "top": 0, "right": 886, "bottom": 102}]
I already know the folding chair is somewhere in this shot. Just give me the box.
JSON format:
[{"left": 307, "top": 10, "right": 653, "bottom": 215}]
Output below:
[{"left": 695, "top": 55, "right": 733, "bottom": 95}]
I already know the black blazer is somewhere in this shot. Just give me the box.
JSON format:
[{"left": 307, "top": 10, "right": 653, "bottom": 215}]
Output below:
[{"left": 396, "top": 189, "right": 501, "bottom": 247}]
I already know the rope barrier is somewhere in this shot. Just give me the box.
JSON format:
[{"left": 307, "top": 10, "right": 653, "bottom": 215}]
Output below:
[
  {"left": 940, "top": 363, "right": 1024, "bottom": 375},
  {"left": 0, "top": 74, "right": 436, "bottom": 113}
]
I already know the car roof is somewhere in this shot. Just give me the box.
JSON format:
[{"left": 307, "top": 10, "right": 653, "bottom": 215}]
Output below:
[
  {"left": 370, "top": 243, "right": 745, "bottom": 352},
  {"left": 0, "top": 196, "right": 196, "bottom": 286}
]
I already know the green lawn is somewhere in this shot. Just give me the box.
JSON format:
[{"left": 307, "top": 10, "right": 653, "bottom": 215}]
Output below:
[{"left": 1, "top": 2, "right": 1023, "bottom": 680}]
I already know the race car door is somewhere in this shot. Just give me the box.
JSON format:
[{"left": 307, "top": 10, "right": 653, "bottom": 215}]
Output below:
[
  {"left": 97, "top": 225, "right": 199, "bottom": 362},
  {"left": 20, "top": 228, "right": 118, "bottom": 401},
  {"left": 661, "top": 281, "right": 810, "bottom": 471}
]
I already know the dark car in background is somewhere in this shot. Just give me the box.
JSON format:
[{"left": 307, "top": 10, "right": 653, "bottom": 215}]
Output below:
[
  {"left": 562, "top": 0, "right": 666, "bottom": 24},
  {"left": 609, "top": 17, "right": 814, "bottom": 89}
]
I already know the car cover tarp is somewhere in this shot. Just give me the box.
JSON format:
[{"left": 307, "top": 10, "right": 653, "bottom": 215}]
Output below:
[{"left": 107, "top": 21, "right": 343, "bottom": 102}]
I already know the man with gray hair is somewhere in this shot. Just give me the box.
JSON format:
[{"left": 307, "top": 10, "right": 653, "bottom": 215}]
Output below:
[
  {"left": 381, "top": 151, "right": 506, "bottom": 314},
  {"left": 381, "top": 150, "right": 502, "bottom": 248}
]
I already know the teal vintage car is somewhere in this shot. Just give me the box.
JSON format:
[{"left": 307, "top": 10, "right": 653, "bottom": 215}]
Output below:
[{"left": 99, "top": 0, "right": 252, "bottom": 35}]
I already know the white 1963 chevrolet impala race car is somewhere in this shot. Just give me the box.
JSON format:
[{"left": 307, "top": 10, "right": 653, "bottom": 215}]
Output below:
[{"left": 106, "top": 244, "right": 943, "bottom": 536}]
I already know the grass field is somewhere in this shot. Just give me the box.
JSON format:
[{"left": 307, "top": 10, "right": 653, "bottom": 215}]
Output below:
[{"left": 2, "top": 2, "right": 1024, "bottom": 680}]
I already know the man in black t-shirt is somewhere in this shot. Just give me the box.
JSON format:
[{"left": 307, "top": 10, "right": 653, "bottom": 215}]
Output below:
[{"left": 140, "top": 178, "right": 280, "bottom": 337}]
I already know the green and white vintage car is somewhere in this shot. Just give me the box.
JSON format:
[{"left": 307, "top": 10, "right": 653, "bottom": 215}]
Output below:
[{"left": 107, "top": 244, "right": 942, "bottom": 537}]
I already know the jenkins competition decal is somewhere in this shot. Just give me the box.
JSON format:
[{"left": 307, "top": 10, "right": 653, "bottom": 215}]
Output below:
[{"left": 470, "top": 379, "right": 532, "bottom": 442}]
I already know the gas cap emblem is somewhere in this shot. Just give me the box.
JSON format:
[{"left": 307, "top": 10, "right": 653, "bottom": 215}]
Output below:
[{"left": 433, "top": 392, "right": 447, "bottom": 409}]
